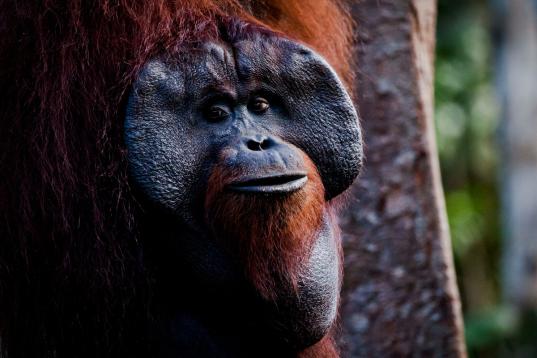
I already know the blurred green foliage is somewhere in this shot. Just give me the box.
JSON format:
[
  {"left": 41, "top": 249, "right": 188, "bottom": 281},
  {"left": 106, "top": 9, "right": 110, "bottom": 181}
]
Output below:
[
  {"left": 435, "top": 0, "right": 537, "bottom": 356},
  {"left": 436, "top": 0, "right": 500, "bottom": 288}
]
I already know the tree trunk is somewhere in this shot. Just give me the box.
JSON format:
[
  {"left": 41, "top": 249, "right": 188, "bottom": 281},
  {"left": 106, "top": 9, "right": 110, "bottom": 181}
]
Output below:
[
  {"left": 496, "top": 0, "right": 537, "bottom": 308},
  {"left": 338, "top": 1, "right": 466, "bottom": 356}
]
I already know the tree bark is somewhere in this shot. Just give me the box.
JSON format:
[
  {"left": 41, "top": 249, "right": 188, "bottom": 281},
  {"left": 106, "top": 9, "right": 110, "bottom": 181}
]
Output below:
[{"left": 338, "top": 1, "right": 466, "bottom": 356}]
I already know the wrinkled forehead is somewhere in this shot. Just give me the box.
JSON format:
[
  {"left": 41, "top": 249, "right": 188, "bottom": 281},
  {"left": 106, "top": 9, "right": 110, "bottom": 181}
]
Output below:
[{"left": 135, "top": 36, "right": 328, "bottom": 97}]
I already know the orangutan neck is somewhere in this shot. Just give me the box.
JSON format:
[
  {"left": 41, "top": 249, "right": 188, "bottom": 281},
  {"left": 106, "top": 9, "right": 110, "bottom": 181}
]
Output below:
[{"left": 151, "top": 211, "right": 341, "bottom": 357}]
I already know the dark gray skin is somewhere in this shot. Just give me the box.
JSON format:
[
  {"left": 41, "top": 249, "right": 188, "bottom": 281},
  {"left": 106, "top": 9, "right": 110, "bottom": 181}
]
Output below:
[{"left": 125, "top": 31, "right": 362, "bottom": 357}]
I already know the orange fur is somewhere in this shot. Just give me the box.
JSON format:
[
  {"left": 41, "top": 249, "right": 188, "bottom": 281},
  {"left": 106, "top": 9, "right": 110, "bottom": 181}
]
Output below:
[
  {"left": 0, "top": 1, "right": 353, "bottom": 356},
  {"left": 248, "top": 0, "right": 355, "bottom": 86},
  {"left": 205, "top": 152, "right": 325, "bottom": 301}
]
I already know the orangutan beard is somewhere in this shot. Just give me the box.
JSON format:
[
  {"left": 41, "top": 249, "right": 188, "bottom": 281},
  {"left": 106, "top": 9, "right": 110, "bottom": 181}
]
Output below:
[{"left": 204, "top": 157, "right": 325, "bottom": 301}]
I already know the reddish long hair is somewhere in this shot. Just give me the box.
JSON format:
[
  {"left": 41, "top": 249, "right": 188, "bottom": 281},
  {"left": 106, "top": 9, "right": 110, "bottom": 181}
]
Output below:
[
  {"left": 205, "top": 152, "right": 325, "bottom": 301},
  {"left": 0, "top": 1, "right": 352, "bottom": 356}
]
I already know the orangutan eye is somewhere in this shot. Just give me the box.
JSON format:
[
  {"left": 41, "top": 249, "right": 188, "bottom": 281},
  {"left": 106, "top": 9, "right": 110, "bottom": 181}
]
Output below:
[
  {"left": 249, "top": 97, "right": 270, "bottom": 113},
  {"left": 204, "top": 105, "right": 230, "bottom": 122}
]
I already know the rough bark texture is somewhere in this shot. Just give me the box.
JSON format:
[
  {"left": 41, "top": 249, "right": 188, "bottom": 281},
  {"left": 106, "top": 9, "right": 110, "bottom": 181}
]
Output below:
[
  {"left": 496, "top": 0, "right": 537, "bottom": 309},
  {"left": 338, "top": 1, "right": 466, "bottom": 356}
]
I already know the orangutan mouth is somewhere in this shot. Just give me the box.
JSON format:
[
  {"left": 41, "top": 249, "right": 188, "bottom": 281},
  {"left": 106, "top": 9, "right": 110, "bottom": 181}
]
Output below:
[{"left": 228, "top": 173, "right": 308, "bottom": 193}]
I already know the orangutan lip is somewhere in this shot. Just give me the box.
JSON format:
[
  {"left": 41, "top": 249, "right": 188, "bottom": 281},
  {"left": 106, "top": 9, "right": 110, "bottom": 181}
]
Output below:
[{"left": 228, "top": 174, "right": 308, "bottom": 193}]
